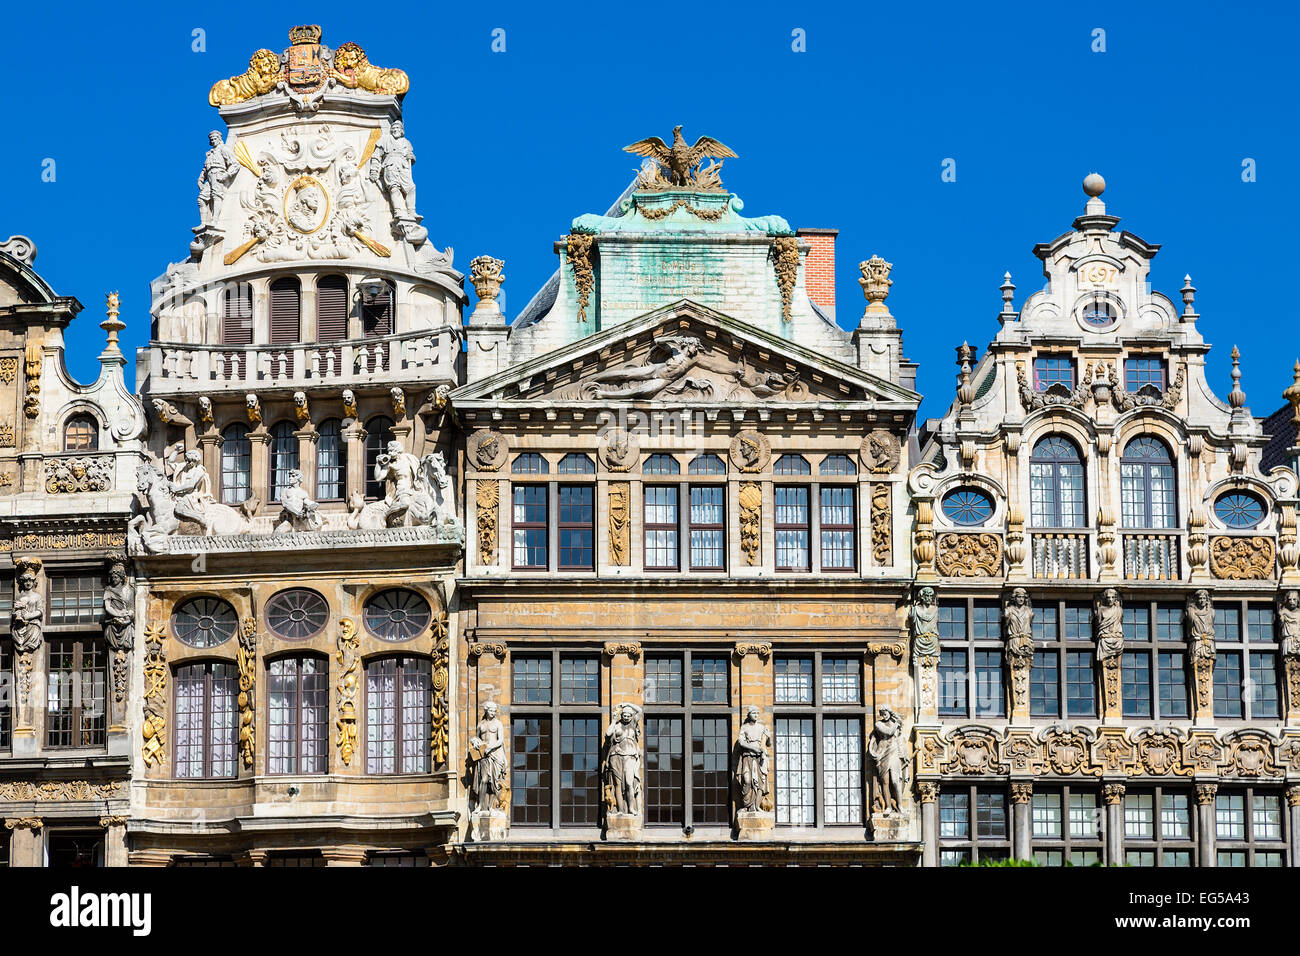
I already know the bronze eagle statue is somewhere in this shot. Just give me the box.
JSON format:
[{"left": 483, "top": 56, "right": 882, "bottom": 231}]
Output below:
[{"left": 623, "top": 126, "right": 737, "bottom": 187}]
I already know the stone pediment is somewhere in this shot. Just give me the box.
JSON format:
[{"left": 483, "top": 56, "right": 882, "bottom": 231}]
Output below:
[{"left": 454, "top": 300, "right": 918, "bottom": 408}]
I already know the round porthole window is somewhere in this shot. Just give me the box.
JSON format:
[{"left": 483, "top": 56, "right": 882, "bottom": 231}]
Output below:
[
  {"left": 363, "top": 588, "right": 432, "bottom": 642},
  {"left": 265, "top": 588, "right": 330, "bottom": 640},
  {"left": 1214, "top": 491, "right": 1266, "bottom": 529},
  {"left": 172, "top": 596, "right": 239, "bottom": 648},
  {"left": 941, "top": 488, "right": 995, "bottom": 527},
  {"left": 1079, "top": 296, "right": 1118, "bottom": 330}
]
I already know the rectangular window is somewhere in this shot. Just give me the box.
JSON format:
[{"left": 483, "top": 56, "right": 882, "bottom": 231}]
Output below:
[
  {"left": 688, "top": 485, "right": 725, "bottom": 570},
  {"left": 1123, "top": 788, "right": 1195, "bottom": 867},
  {"left": 559, "top": 656, "right": 599, "bottom": 704},
  {"left": 645, "top": 656, "right": 683, "bottom": 705},
  {"left": 1030, "top": 650, "right": 1059, "bottom": 717},
  {"left": 774, "top": 656, "right": 813, "bottom": 704},
  {"left": 774, "top": 486, "right": 810, "bottom": 571},
  {"left": 775, "top": 717, "right": 814, "bottom": 825},
  {"left": 1157, "top": 651, "right": 1189, "bottom": 718},
  {"left": 690, "top": 655, "right": 729, "bottom": 704},
  {"left": 1033, "top": 355, "right": 1076, "bottom": 391},
  {"left": 512, "top": 656, "right": 552, "bottom": 705},
  {"left": 974, "top": 650, "right": 1004, "bottom": 718},
  {"left": 939, "top": 786, "right": 1011, "bottom": 863},
  {"left": 644, "top": 486, "right": 679, "bottom": 570},
  {"left": 1122, "top": 651, "right": 1152, "bottom": 718},
  {"left": 0, "top": 640, "right": 11, "bottom": 750},
  {"left": 938, "top": 650, "right": 967, "bottom": 716},
  {"left": 821, "top": 717, "right": 863, "bottom": 824},
  {"left": 1031, "top": 788, "right": 1104, "bottom": 865},
  {"left": 691, "top": 716, "right": 731, "bottom": 825},
  {"left": 365, "top": 656, "right": 431, "bottom": 775},
  {"left": 559, "top": 717, "right": 601, "bottom": 826},
  {"left": 47, "top": 574, "right": 103, "bottom": 625},
  {"left": 940, "top": 791, "right": 970, "bottom": 839},
  {"left": 511, "top": 485, "right": 548, "bottom": 570},
  {"left": 1065, "top": 650, "right": 1096, "bottom": 717},
  {"left": 557, "top": 484, "right": 594, "bottom": 570},
  {"left": 819, "top": 486, "right": 856, "bottom": 570},
  {"left": 1125, "top": 357, "right": 1166, "bottom": 392},
  {"left": 644, "top": 716, "right": 684, "bottom": 825},
  {"left": 268, "top": 657, "right": 328, "bottom": 775},
  {"left": 1214, "top": 651, "right": 1243, "bottom": 719},
  {"left": 511, "top": 716, "right": 552, "bottom": 826},
  {"left": 45, "top": 639, "right": 106, "bottom": 748},
  {"left": 821, "top": 657, "right": 861, "bottom": 703}
]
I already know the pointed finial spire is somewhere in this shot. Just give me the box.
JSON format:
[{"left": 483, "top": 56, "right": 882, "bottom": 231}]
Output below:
[
  {"left": 1000, "top": 271, "right": 1016, "bottom": 312},
  {"left": 1228, "top": 345, "right": 1246, "bottom": 410},
  {"left": 1284, "top": 359, "right": 1300, "bottom": 426}
]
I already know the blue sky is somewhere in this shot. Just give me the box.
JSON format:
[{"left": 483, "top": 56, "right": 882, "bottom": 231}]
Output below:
[{"left": 1, "top": 0, "right": 1296, "bottom": 419}]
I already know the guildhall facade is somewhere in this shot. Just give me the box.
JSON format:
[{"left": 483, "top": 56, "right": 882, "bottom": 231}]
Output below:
[{"left": 1, "top": 25, "right": 1298, "bottom": 867}]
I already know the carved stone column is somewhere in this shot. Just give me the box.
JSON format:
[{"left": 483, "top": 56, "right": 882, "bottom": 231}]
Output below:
[
  {"left": 1095, "top": 434, "right": 1118, "bottom": 581},
  {"left": 913, "top": 498, "right": 937, "bottom": 582},
  {"left": 1288, "top": 786, "right": 1300, "bottom": 866},
  {"left": 346, "top": 421, "right": 367, "bottom": 503},
  {"left": 100, "top": 816, "right": 128, "bottom": 868},
  {"left": 198, "top": 432, "right": 221, "bottom": 494},
  {"left": 1193, "top": 655, "right": 1216, "bottom": 726},
  {"left": 1196, "top": 783, "right": 1218, "bottom": 867},
  {"left": 1003, "top": 433, "right": 1027, "bottom": 579},
  {"left": 1102, "top": 783, "right": 1125, "bottom": 864},
  {"left": 295, "top": 425, "right": 318, "bottom": 498},
  {"left": 916, "top": 655, "right": 940, "bottom": 723},
  {"left": 1011, "top": 782, "right": 1033, "bottom": 861},
  {"left": 1286, "top": 658, "right": 1300, "bottom": 728},
  {"left": 10, "top": 556, "right": 44, "bottom": 755},
  {"left": 917, "top": 781, "right": 939, "bottom": 867},
  {"left": 4, "top": 818, "right": 43, "bottom": 867},
  {"left": 247, "top": 429, "right": 270, "bottom": 510}
]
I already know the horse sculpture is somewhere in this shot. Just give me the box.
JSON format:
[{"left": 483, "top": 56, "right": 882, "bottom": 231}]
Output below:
[
  {"left": 128, "top": 462, "right": 257, "bottom": 553},
  {"left": 348, "top": 451, "right": 458, "bottom": 532}
]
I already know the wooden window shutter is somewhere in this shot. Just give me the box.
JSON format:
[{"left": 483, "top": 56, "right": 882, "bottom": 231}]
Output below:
[
  {"left": 316, "top": 275, "right": 348, "bottom": 342},
  {"left": 221, "top": 285, "right": 254, "bottom": 345},
  {"left": 363, "top": 284, "right": 393, "bottom": 337},
  {"left": 269, "top": 278, "right": 301, "bottom": 345}
]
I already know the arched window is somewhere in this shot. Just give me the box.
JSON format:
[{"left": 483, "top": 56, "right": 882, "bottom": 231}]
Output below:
[
  {"left": 773, "top": 454, "right": 811, "bottom": 476},
  {"left": 511, "top": 453, "right": 549, "bottom": 474},
  {"left": 688, "top": 454, "right": 726, "bottom": 475},
  {"left": 220, "top": 424, "right": 252, "bottom": 504},
  {"left": 364, "top": 416, "right": 395, "bottom": 499},
  {"left": 1029, "top": 435, "right": 1085, "bottom": 528},
  {"left": 365, "top": 656, "right": 432, "bottom": 774},
  {"left": 1121, "top": 437, "right": 1176, "bottom": 529},
  {"left": 316, "top": 275, "right": 348, "bottom": 342},
  {"left": 267, "top": 655, "right": 328, "bottom": 775},
  {"left": 63, "top": 414, "right": 98, "bottom": 451},
  {"left": 172, "top": 596, "right": 239, "bottom": 648},
  {"left": 644, "top": 454, "right": 680, "bottom": 475},
  {"left": 316, "top": 418, "right": 346, "bottom": 501},
  {"left": 269, "top": 277, "right": 302, "bottom": 345},
  {"left": 174, "top": 661, "right": 238, "bottom": 779},
  {"left": 221, "top": 283, "right": 253, "bottom": 345},
  {"left": 820, "top": 454, "right": 857, "bottom": 476},
  {"left": 265, "top": 588, "right": 330, "bottom": 640},
  {"left": 557, "top": 453, "right": 595, "bottom": 474},
  {"left": 942, "top": 488, "right": 994, "bottom": 527},
  {"left": 362, "top": 280, "right": 394, "bottom": 337},
  {"left": 363, "top": 588, "right": 432, "bottom": 642},
  {"left": 268, "top": 421, "right": 299, "bottom": 502}
]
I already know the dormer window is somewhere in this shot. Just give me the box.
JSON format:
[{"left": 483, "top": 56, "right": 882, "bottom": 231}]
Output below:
[
  {"left": 1124, "top": 357, "right": 1166, "bottom": 393},
  {"left": 1033, "top": 355, "right": 1076, "bottom": 392},
  {"left": 63, "top": 414, "right": 99, "bottom": 452}
]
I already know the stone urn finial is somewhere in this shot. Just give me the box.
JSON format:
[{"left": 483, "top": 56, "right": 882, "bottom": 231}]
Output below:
[
  {"left": 1228, "top": 346, "right": 1246, "bottom": 410},
  {"left": 470, "top": 255, "right": 505, "bottom": 314},
  {"left": 859, "top": 255, "right": 893, "bottom": 314},
  {"left": 1284, "top": 360, "right": 1300, "bottom": 426}
]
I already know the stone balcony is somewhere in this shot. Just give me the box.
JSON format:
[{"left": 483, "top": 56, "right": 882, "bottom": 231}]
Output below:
[
  {"left": 128, "top": 519, "right": 464, "bottom": 558},
  {"left": 142, "top": 327, "right": 457, "bottom": 395}
]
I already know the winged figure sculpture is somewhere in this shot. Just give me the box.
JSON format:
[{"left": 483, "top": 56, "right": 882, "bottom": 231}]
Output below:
[{"left": 623, "top": 126, "right": 737, "bottom": 188}]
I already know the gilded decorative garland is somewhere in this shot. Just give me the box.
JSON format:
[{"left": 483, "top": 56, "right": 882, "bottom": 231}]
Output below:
[
  {"left": 566, "top": 232, "right": 595, "bottom": 324},
  {"left": 237, "top": 618, "right": 257, "bottom": 770},
  {"left": 141, "top": 624, "right": 167, "bottom": 768},
  {"left": 770, "top": 236, "right": 799, "bottom": 323},
  {"left": 431, "top": 612, "right": 450, "bottom": 768},
  {"left": 336, "top": 618, "right": 360, "bottom": 766}
]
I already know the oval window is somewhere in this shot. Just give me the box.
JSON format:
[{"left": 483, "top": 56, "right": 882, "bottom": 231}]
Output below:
[
  {"left": 364, "top": 588, "right": 432, "bottom": 642},
  {"left": 172, "top": 596, "right": 239, "bottom": 648},
  {"left": 265, "top": 588, "right": 330, "bottom": 640},
  {"left": 1214, "top": 491, "right": 1266, "bottom": 529},
  {"left": 942, "top": 488, "right": 994, "bottom": 527},
  {"left": 1080, "top": 297, "right": 1118, "bottom": 329}
]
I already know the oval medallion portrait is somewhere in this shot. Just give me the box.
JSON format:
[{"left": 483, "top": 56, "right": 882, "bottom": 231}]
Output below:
[{"left": 283, "top": 175, "right": 330, "bottom": 234}]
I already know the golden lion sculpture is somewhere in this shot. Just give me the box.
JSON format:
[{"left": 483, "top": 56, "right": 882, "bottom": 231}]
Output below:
[
  {"left": 331, "top": 42, "right": 408, "bottom": 96},
  {"left": 209, "top": 48, "right": 282, "bottom": 106}
]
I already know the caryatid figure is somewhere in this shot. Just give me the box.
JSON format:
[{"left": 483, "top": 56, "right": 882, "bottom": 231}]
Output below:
[
  {"left": 469, "top": 701, "right": 507, "bottom": 813},
  {"left": 604, "top": 704, "right": 643, "bottom": 816},
  {"left": 734, "top": 706, "right": 772, "bottom": 813},
  {"left": 909, "top": 586, "right": 940, "bottom": 658}
]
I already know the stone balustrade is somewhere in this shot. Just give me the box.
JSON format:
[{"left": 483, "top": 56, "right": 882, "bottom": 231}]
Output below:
[
  {"left": 1122, "top": 531, "right": 1182, "bottom": 581},
  {"left": 1030, "top": 531, "right": 1091, "bottom": 579}
]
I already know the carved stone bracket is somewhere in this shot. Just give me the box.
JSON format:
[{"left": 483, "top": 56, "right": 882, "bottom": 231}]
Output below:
[
  {"left": 733, "top": 642, "right": 772, "bottom": 662},
  {"left": 603, "top": 641, "right": 642, "bottom": 661},
  {"left": 4, "top": 818, "right": 42, "bottom": 831},
  {"left": 915, "top": 781, "right": 939, "bottom": 804},
  {"left": 865, "top": 641, "right": 905, "bottom": 660},
  {"left": 468, "top": 642, "right": 508, "bottom": 661},
  {"left": 1010, "top": 782, "right": 1034, "bottom": 804},
  {"left": 1102, "top": 783, "right": 1127, "bottom": 806}
]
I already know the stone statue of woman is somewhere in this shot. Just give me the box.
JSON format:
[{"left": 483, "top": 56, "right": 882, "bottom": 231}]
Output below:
[
  {"left": 1185, "top": 589, "right": 1216, "bottom": 661},
  {"left": 1094, "top": 588, "right": 1124, "bottom": 661},
  {"left": 603, "top": 703, "right": 642, "bottom": 816},
  {"left": 1003, "top": 587, "right": 1034, "bottom": 663},
  {"left": 1280, "top": 591, "right": 1300, "bottom": 660},
  {"left": 733, "top": 706, "right": 771, "bottom": 813},
  {"left": 909, "top": 586, "right": 940, "bottom": 658}
]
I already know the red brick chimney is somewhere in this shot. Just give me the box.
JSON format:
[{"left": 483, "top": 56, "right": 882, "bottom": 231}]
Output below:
[{"left": 797, "top": 228, "right": 837, "bottom": 321}]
